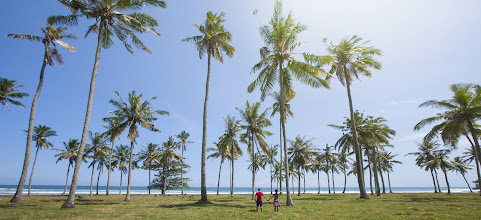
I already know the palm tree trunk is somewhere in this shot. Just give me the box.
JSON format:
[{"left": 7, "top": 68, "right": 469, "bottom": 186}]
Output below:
[
  {"left": 96, "top": 168, "right": 101, "bottom": 195},
  {"left": 443, "top": 168, "right": 451, "bottom": 195},
  {"left": 90, "top": 163, "right": 95, "bottom": 196},
  {"left": 345, "top": 78, "right": 368, "bottom": 199},
  {"left": 462, "top": 174, "right": 472, "bottom": 192},
  {"left": 372, "top": 150, "right": 381, "bottom": 196},
  {"left": 279, "top": 63, "right": 293, "bottom": 206},
  {"left": 326, "top": 171, "right": 330, "bottom": 193},
  {"left": 297, "top": 166, "right": 301, "bottom": 196},
  {"left": 434, "top": 169, "right": 442, "bottom": 193},
  {"left": 430, "top": 169, "right": 438, "bottom": 193},
  {"left": 367, "top": 150, "right": 374, "bottom": 195},
  {"left": 378, "top": 164, "right": 386, "bottom": 194},
  {"left": 466, "top": 120, "right": 481, "bottom": 196},
  {"left": 466, "top": 136, "right": 481, "bottom": 193},
  {"left": 217, "top": 159, "right": 223, "bottom": 195},
  {"left": 230, "top": 140, "right": 234, "bottom": 197},
  {"left": 279, "top": 121, "right": 283, "bottom": 195},
  {"left": 200, "top": 53, "right": 211, "bottom": 202},
  {"left": 181, "top": 150, "right": 184, "bottom": 195},
  {"left": 63, "top": 164, "right": 71, "bottom": 195},
  {"left": 62, "top": 22, "right": 105, "bottom": 209},
  {"left": 303, "top": 170, "right": 306, "bottom": 194},
  {"left": 124, "top": 141, "right": 134, "bottom": 202},
  {"left": 331, "top": 167, "right": 336, "bottom": 194},
  {"left": 387, "top": 170, "right": 393, "bottom": 193},
  {"left": 11, "top": 49, "right": 48, "bottom": 204},
  {"left": 317, "top": 169, "right": 320, "bottom": 194},
  {"left": 251, "top": 133, "right": 255, "bottom": 200},
  {"left": 342, "top": 167, "right": 347, "bottom": 194},
  {"left": 28, "top": 147, "right": 40, "bottom": 196},
  {"left": 148, "top": 162, "right": 151, "bottom": 195},
  {"left": 270, "top": 159, "right": 273, "bottom": 194},
  {"left": 163, "top": 164, "right": 168, "bottom": 195},
  {"left": 120, "top": 171, "right": 123, "bottom": 195},
  {"left": 106, "top": 141, "right": 114, "bottom": 195}
]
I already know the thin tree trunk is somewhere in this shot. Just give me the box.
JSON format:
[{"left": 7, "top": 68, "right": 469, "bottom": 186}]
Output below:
[
  {"left": 90, "top": 163, "right": 95, "bottom": 196},
  {"left": 379, "top": 164, "right": 386, "bottom": 194},
  {"left": 387, "top": 170, "right": 393, "bottom": 193},
  {"left": 62, "top": 164, "right": 71, "bottom": 195},
  {"left": 443, "top": 168, "right": 451, "bottom": 195},
  {"left": 332, "top": 167, "right": 336, "bottom": 194},
  {"left": 96, "top": 168, "right": 101, "bottom": 195},
  {"left": 62, "top": 22, "right": 104, "bottom": 209},
  {"left": 317, "top": 169, "right": 320, "bottom": 194},
  {"left": 181, "top": 150, "right": 184, "bottom": 195},
  {"left": 163, "top": 164, "right": 168, "bottom": 195},
  {"left": 28, "top": 147, "right": 40, "bottom": 196},
  {"left": 462, "top": 174, "right": 472, "bottom": 192},
  {"left": 327, "top": 171, "right": 330, "bottom": 193},
  {"left": 230, "top": 140, "right": 234, "bottom": 197},
  {"left": 124, "top": 141, "right": 134, "bottom": 201},
  {"left": 279, "top": 121, "right": 283, "bottom": 195},
  {"left": 217, "top": 159, "right": 223, "bottom": 195},
  {"left": 372, "top": 149, "right": 381, "bottom": 196},
  {"left": 297, "top": 166, "right": 301, "bottom": 196},
  {"left": 11, "top": 49, "right": 48, "bottom": 204},
  {"left": 342, "top": 167, "right": 347, "bottom": 193},
  {"left": 345, "top": 78, "right": 368, "bottom": 199},
  {"left": 367, "top": 150, "right": 374, "bottom": 195},
  {"left": 251, "top": 133, "right": 255, "bottom": 200},
  {"left": 466, "top": 136, "right": 481, "bottom": 193},
  {"left": 120, "top": 171, "right": 123, "bottom": 195},
  {"left": 434, "top": 169, "right": 442, "bottom": 193},
  {"left": 270, "top": 159, "right": 273, "bottom": 194},
  {"left": 148, "top": 162, "right": 151, "bottom": 195},
  {"left": 466, "top": 120, "right": 481, "bottom": 196},
  {"left": 106, "top": 141, "right": 114, "bottom": 195},
  {"left": 200, "top": 54, "right": 211, "bottom": 202},
  {"left": 303, "top": 170, "right": 306, "bottom": 194},
  {"left": 430, "top": 169, "right": 438, "bottom": 193},
  {"left": 279, "top": 63, "right": 293, "bottom": 206}
]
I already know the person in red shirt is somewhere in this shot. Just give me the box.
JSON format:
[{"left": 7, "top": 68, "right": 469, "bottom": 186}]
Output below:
[{"left": 255, "top": 188, "right": 267, "bottom": 212}]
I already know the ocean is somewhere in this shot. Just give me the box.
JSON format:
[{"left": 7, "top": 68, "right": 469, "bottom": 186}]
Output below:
[{"left": 0, "top": 185, "right": 473, "bottom": 195}]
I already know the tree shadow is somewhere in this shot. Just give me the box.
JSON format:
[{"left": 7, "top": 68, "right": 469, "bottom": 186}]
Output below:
[{"left": 154, "top": 200, "right": 250, "bottom": 210}]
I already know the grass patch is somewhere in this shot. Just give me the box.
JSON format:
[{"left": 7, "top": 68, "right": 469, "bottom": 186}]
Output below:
[{"left": 0, "top": 193, "right": 480, "bottom": 219}]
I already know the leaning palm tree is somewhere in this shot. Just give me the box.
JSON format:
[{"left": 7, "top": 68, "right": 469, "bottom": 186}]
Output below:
[
  {"left": 407, "top": 140, "right": 442, "bottom": 193},
  {"left": 104, "top": 91, "right": 168, "bottom": 202},
  {"left": 0, "top": 77, "right": 29, "bottom": 111},
  {"left": 101, "top": 118, "right": 122, "bottom": 195},
  {"left": 8, "top": 23, "right": 76, "bottom": 203},
  {"left": 218, "top": 115, "right": 243, "bottom": 196},
  {"left": 27, "top": 125, "right": 57, "bottom": 196},
  {"left": 248, "top": 0, "right": 329, "bottom": 205},
  {"left": 463, "top": 147, "right": 481, "bottom": 192},
  {"left": 154, "top": 136, "right": 183, "bottom": 195},
  {"left": 176, "top": 131, "right": 192, "bottom": 195},
  {"left": 182, "top": 11, "right": 234, "bottom": 202},
  {"left": 208, "top": 141, "right": 229, "bottom": 195},
  {"left": 306, "top": 36, "right": 383, "bottom": 199},
  {"left": 237, "top": 100, "right": 272, "bottom": 199},
  {"left": 112, "top": 145, "right": 130, "bottom": 195},
  {"left": 50, "top": 0, "right": 166, "bottom": 208},
  {"left": 451, "top": 156, "right": 473, "bottom": 192},
  {"left": 379, "top": 150, "right": 401, "bottom": 193},
  {"left": 55, "top": 139, "right": 84, "bottom": 195},
  {"left": 425, "top": 150, "right": 453, "bottom": 194},
  {"left": 414, "top": 83, "right": 481, "bottom": 195},
  {"left": 136, "top": 143, "right": 160, "bottom": 195},
  {"left": 288, "top": 136, "right": 318, "bottom": 196}
]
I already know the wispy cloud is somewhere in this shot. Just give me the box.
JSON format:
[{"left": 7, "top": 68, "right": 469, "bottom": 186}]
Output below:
[
  {"left": 390, "top": 99, "right": 420, "bottom": 105},
  {"left": 396, "top": 132, "right": 428, "bottom": 142}
]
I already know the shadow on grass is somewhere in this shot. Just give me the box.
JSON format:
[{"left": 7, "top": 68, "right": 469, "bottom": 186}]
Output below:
[{"left": 154, "top": 200, "right": 250, "bottom": 210}]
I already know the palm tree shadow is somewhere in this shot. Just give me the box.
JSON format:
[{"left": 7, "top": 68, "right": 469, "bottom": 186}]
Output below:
[{"left": 154, "top": 200, "right": 249, "bottom": 210}]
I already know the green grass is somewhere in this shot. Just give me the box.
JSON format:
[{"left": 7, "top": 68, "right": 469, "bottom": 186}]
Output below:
[{"left": 0, "top": 193, "right": 480, "bottom": 219}]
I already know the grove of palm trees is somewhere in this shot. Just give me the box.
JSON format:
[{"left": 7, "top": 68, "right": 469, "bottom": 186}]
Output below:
[{"left": 1, "top": 0, "right": 480, "bottom": 219}]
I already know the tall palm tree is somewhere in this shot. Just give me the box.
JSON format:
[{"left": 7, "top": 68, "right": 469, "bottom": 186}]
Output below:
[
  {"left": 182, "top": 11, "right": 234, "bottom": 202},
  {"left": 338, "top": 151, "right": 352, "bottom": 193},
  {"left": 8, "top": 23, "right": 75, "bottom": 204},
  {"left": 94, "top": 147, "right": 109, "bottom": 195},
  {"left": 414, "top": 83, "right": 481, "bottom": 195},
  {"left": 237, "top": 100, "right": 272, "bottom": 199},
  {"left": 218, "top": 115, "right": 243, "bottom": 196},
  {"left": 270, "top": 92, "right": 294, "bottom": 194},
  {"left": 101, "top": 118, "right": 122, "bottom": 195},
  {"left": 55, "top": 139, "right": 84, "bottom": 195},
  {"left": 288, "top": 136, "right": 318, "bottom": 196},
  {"left": 379, "top": 151, "right": 401, "bottom": 193},
  {"left": 451, "top": 156, "right": 473, "bottom": 192},
  {"left": 311, "top": 154, "right": 325, "bottom": 194},
  {"left": 425, "top": 150, "right": 453, "bottom": 194},
  {"left": 27, "top": 125, "right": 57, "bottom": 196},
  {"left": 306, "top": 35, "right": 383, "bottom": 199},
  {"left": 208, "top": 141, "right": 229, "bottom": 195},
  {"left": 104, "top": 91, "right": 168, "bottom": 202},
  {"left": 154, "top": 136, "right": 183, "bottom": 195},
  {"left": 0, "top": 77, "right": 29, "bottom": 111},
  {"left": 407, "top": 140, "right": 442, "bottom": 193},
  {"left": 112, "top": 145, "right": 130, "bottom": 195},
  {"left": 85, "top": 131, "right": 107, "bottom": 196},
  {"left": 50, "top": 0, "right": 166, "bottom": 208},
  {"left": 248, "top": 0, "right": 329, "bottom": 205},
  {"left": 176, "top": 131, "right": 192, "bottom": 195},
  {"left": 320, "top": 144, "right": 338, "bottom": 194},
  {"left": 136, "top": 143, "right": 160, "bottom": 195}
]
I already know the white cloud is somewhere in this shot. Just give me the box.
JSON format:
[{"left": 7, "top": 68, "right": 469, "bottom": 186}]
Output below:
[
  {"left": 395, "top": 132, "right": 428, "bottom": 142},
  {"left": 390, "top": 99, "right": 420, "bottom": 105}
]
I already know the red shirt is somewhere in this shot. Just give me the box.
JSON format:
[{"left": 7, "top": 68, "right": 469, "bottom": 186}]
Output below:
[{"left": 255, "top": 192, "right": 264, "bottom": 201}]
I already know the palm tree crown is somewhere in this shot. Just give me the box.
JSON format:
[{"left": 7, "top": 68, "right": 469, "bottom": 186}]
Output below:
[{"left": 0, "top": 77, "right": 29, "bottom": 111}]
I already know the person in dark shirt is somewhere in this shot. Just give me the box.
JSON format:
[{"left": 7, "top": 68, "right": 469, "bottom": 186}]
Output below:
[{"left": 255, "top": 188, "right": 267, "bottom": 212}]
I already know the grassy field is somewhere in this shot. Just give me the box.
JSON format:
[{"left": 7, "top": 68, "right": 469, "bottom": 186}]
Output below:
[{"left": 0, "top": 193, "right": 480, "bottom": 219}]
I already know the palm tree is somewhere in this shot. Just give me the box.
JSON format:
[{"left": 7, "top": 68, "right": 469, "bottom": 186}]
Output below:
[
  {"left": 288, "top": 136, "right": 318, "bottom": 196},
  {"left": 248, "top": 0, "right": 329, "bottom": 205},
  {"left": 112, "top": 145, "right": 130, "bottom": 195},
  {"left": 104, "top": 91, "right": 168, "bottom": 202},
  {"left": 311, "top": 154, "right": 325, "bottom": 194},
  {"left": 27, "top": 125, "right": 57, "bottom": 196},
  {"left": 237, "top": 101, "right": 272, "bottom": 199},
  {"left": 272, "top": 160, "right": 285, "bottom": 193},
  {"left": 320, "top": 144, "right": 338, "bottom": 194},
  {"left": 425, "top": 150, "right": 453, "bottom": 194},
  {"left": 306, "top": 35, "right": 383, "bottom": 199},
  {"left": 268, "top": 145, "right": 279, "bottom": 194},
  {"left": 182, "top": 11, "right": 234, "bottom": 202},
  {"left": 379, "top": 151, "right": 401, "bottom": 193},
  {"left": 208, "top": 141, "right": 228, "bottom": 195},
  {"left": 176, "top": 131, "right": 192, "bottom": 195},
  {"left": 50, "top": 0, "right": 165, "bottom": 208},
  {"left": 136, "top": 143, "right": 160, "bottom": 195},
  {"left": 218, "top": 116, "right": 243, "bottom": 196},
  {"left": 414, "top": 84, "right": 481, "bottom": 195},
  {"left": 85, "top": 131, "right": 107, "bottom": 196},
  {"left": 407, "top": 140, "right": 442, "bottom": 193},
  {"left": 270, "top": 92, "right": 294, "bottom": 194},
  {"left": 154, "top": 137, "right": 183, "bottom": 195},
  {"left": 55, "top": 139, "right": 84, "bottom": 195},
  {"left": 94, "top": 147, "right": 109, "bottom": 195},
  {"left": 451, "top": 156, "right": 473, "bottom": 192},
  {"left": 8, "top": 23, "right": 75, "bottom": 203},
  {"left": 0, "top": 77, "right": 29, "bottom": 111},
  {"left": 101, "top": 118, "right": 122, "bottom": 195},
  {"left": 338, "top": 151, "right": 352, "bottom": 193},
  {"left": 463, "top": 147, "right": 481, "bottom": 192}
]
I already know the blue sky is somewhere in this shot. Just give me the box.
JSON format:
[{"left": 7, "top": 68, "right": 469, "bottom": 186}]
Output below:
[{"left": 1, "top": 0, "right": 481, "bottom": 190}]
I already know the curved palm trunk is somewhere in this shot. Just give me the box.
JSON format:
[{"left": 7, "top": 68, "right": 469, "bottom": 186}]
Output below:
[
  {"left": 367, "top": 151, "right": 374, "bottom": 195},
  {"left": 119, "top": 171, "right": 123, "bottom": 195},
  {"left": 28, "top": 147, "right": 40, "bottom": 196},
  {"left": 217, "top": 159, "right": 223, "bottom": 195},
  {"left": 430, "top": 169, "right": 438, "bottom": 193},
  {"left": 124, "top": 141, "right": 134, "bottom": 201},
  {"left": 434, "top": 169, "right": 442, "bottom": 193},
  {"left": 63, "top": 164, "right": 71, "bottom": 195},
  {"left": 387, "top": 170, "right": 393, "bottom": 193},
  {"left": 279, "top": 122, "right": 283, "bottom": 195},
  {"left": 279, "top": 63, "right": 293, "bottom": 206},
  {"left": 466, "top": 120, "right": 481, "bottom": 196},
  {"left": 372, "top": 150, "right": 381, "bottom": 196},
  {"left": 442, "top": 168, "right": 451, "bottom": 195},
  {"left": 466, "top": 136, "right": 481, "bottom": 193},
  {"left": 181, "top": 150, "right": 184, "bottom": 195},
  {"left": 297, "top": 166, "right": 301, "bottom": 196},
  {"left": 345, "top": 78, "right": 368, "bottom": 199},
  {"left": 317, "top": 169, "right": 320, "bottom": 194},
  {"left": 106, "top": 141, "right": 114, "bottom": 195},
  {"left": 62, "top": 22, "right": 104, "bottom": 209},
  {"left": 331, "top": 167, "right": 336, "bottom": 194},
  {"left": 90, "top": 163, "right": 95, "bottom": 196},
  {"left": 326, "top": 171, "right": 330, "bottom": 193},
  {"left": 200, "top": 54, "right": 211, "bottom": 202},
  {"left": 96, "top": 168, "right": 101, "bottom": 195},
  {"left": 342, "top": 167, "right": 347, "bottom": 193},
  {"left": 462, "top": 174, "right": 473, "bottom": 192},
  {"left": 379, "top": 166, "right": 386, "bottom": 194},
  {"left": 11, "top": 49, "right": 48, "bottom": 204}
]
